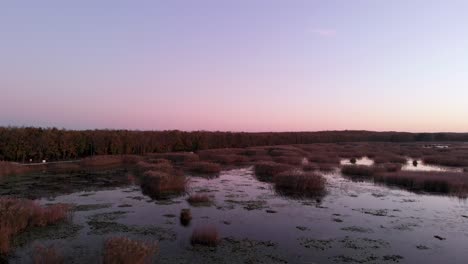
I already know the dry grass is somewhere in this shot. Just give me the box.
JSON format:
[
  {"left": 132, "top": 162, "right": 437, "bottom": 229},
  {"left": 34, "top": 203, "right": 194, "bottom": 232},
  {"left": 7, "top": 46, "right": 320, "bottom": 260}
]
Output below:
[
  {"left": 33, "top": 245, "right": 63, "bottom": 264},
  {"left": 374, "top": 154, "right": 407, "bottom": 164},
  {"left": 180, "top": 209, "right": 192, "bottom": 226},
  {"left": 146, "top": 152, "right": 199, "bottom": 163},
  {"left": 103, "top": 237, "right": 158, "bottom": 264},
  {"left": 80, "top": 155, "right": 142, "bottom": 168},
  {"left": 136, "top": 160, "right": 174, "bottom": 174},
  {"left": 198, "top": 149, "right": 248, "bottom": 165},
  {"left": 186, "top": 161, "right": 221, "bottom": 174},
  {"left": 423, "top": 156, "right": 468, "bottom": 167},
  {"left": 273, "top": 171, "right": 326, "bottom": 197},
  {"left": 190, "top": 226, "right": 220, "bottom": 247},
  {"left": 0, "top": 161, "right": 32, "bottom": 177},
  {"left": 187, "top": 194, "right": 212, "bottom": 206},
  {"left": 273, "top": 156, "right": 304, "bottom": 166},
  {"left": 374, "top": 171, "right": 468, "bottom": 197},
  {"left": 140, "top": 170, "right": 186, "bottom": 199},
  {"left": 0, "top": 198, "right": 70, "bottom": 255},
  {"left": 254, "top": 162, "right": 294, "bottom": 178}
]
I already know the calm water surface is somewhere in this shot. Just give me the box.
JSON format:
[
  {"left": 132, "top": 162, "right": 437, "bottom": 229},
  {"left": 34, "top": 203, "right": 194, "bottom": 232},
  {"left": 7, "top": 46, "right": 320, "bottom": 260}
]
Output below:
[{"left": 8, "top": 166, "right": 468, "bottom": 263}]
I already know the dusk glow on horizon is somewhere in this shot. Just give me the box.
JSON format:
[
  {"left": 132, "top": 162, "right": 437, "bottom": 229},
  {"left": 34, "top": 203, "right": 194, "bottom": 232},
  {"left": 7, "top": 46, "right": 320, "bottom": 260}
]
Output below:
[{"left": 1, "top": 1, "right": 467, "bottom": 132}]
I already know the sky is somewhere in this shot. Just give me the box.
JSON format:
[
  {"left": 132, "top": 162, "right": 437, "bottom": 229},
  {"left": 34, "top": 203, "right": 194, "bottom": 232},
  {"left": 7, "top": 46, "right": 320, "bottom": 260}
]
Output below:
[{"left": 1, "top": 0, "right": 467, "bottom": 132}]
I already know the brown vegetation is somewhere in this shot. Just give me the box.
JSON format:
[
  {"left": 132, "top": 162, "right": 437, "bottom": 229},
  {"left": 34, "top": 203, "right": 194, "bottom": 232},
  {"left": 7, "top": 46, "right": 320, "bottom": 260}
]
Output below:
[
  {"left": 0, "top": 198, "right": 70, "bottom": 255},
  {"left": 0, "top": 161, "right": 31, "bottom": 178},
  {"left": 140, "top": 170, "right": 186, "bottom": 199},
  {"left": 136, "top": 160, "right": 173, "bottom": 174},
  {"left": 374, "top": 171, "right": 468, "bottom": 197},
  {"left": 186, "top": 161, "right": 221, "bottom": 174},
  {"left": 103, "top": 237, "right": 158, "bottom": 264},
  {"left": 374, "top": 155, "right": 407, "bottom": 164},
  {"left": 273, "top": 171, "right": 326, "bottom": 197},
  {"left": 33, "top": 245, "right": 63, "bottom": 264},
  {"left": 4, "top": 127, "right": 468, "bottom": 162},
  {"left": 146, "top": 152, "right": 199, "bottom": 163},
  {"left": 423, "top": 156, "right": 468, "bottom": 167},
  {"left": 180, "top": 209, "right": 192, "bottom": 226},
  {"left": 190, "top": 226, "right": 220, "bottom": 247},
  {"left": 254, "top": 162, "right": 294, "bottom": 178}
]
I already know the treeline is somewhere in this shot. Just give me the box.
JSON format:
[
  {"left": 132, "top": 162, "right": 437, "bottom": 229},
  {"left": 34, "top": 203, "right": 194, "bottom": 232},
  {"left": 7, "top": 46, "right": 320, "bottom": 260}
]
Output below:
[{"left": 1, "top": 127, "right": 467, "bottom": 162}]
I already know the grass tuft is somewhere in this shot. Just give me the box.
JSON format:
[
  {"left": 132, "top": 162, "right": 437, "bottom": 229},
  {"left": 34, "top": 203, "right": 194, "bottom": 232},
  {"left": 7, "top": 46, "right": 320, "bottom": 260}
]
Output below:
[
  {"left": 103, "top": 237, "right": 158, "bottom": 264},
  {"left": 190, "top": 226, "right": 220, "bottom": 247}
]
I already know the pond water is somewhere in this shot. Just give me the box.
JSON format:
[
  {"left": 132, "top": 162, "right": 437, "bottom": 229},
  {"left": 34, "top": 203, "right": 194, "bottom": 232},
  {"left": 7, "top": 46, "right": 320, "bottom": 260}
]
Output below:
[
  {"left": 401, "top": 160, "right": 463, "bottom": 173},
  {"left": 5, "top": 166, "right": 468, "bottom": 264}
]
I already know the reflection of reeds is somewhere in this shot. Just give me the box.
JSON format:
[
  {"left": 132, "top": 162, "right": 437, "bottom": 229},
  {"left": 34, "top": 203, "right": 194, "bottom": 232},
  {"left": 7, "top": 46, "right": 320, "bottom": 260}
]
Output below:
[
  {"left": 273, "top": 171, "right": 326, "bottom": 198},
  {"left": 423, "top": 156, "right": 468, "bottom": 167},
  {"left": 140, "top": 170, "right": 186, "bottom": 199},
  {"left": 103, "top": 237, "right": 158, "bottom": 264},
  {"left": 191, "top": 226, "right": 219, "bottom": 247},
  {"left": 187, "top": 194, "right": 212, "bottom": 206},
  {"left": 0, "top": 198, "right": 70, "bottom": 254},
  {"left": 341, "top": 165, "right": 375, "bottom": 178},
  {"left": 33, "top": 245, "right": 63, "bottom": 264},
  {"left": 374, "top": 171, "right": 468, "bottom": 197}
]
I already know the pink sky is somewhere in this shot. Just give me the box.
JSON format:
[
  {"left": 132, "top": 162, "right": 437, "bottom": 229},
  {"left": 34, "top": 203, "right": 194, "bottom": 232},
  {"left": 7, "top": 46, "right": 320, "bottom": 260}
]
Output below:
[{"left": 1, "top": 1, "right": 467, "bottom": 132}]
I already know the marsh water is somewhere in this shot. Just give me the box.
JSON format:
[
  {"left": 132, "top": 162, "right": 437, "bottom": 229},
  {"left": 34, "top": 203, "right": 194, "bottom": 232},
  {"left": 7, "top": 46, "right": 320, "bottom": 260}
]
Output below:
[{"left": 3, "top": 164, "right": 468, "bottom": 263}]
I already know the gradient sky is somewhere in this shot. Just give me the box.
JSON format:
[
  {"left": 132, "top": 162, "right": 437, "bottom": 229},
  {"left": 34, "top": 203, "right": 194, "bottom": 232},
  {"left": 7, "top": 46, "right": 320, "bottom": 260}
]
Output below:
[{"left": 1, "top": 1, "right": 467, "bottom": 132}]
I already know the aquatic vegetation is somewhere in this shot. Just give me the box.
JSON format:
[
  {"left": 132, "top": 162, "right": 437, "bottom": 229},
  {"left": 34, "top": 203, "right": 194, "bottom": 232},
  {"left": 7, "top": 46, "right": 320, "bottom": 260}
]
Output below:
[
  {"left": 374, "top": 154, "right": 407, "bottom": 164},
  {"left": 136, "top": 160, "right": 174, "bottom": 174},
  {"left": 147, "top": 152, "right": 199, "bottom": 163},
  {"left": 254, "top": 161, "right": 295, "bottom": 179},
  {"left": 273, "top": 171, "right": 326, "bottom": 198},
  {"left": 180, "top": 209, "right": 192, "bottom": 226},
  {"left": 186, "top": 161, "right": 221, "bottom": 174},
  {"left": 376, "top": 163, "right": 402, "bottom": 173},
  {"left": 187, "top": 194, "right": 213, "bottom": 206},
  {"left": 0, "top": 198, "right": 71, "bottom": 254},
  {"left": 191, "top": 226, "right": 220, "bottom": 247},
  {"left": 33, "top": 245, "right": 63, "bottom": 264},
  {"left": 103, "top": 237, "right": 158, "bottom": 264},
  {"left": 198, "top": 149, "right": 248, "bottom": 165},
  {"left": 423, "top": 156, "right": 468, "bottom": 167},
  {"left": 80, "top": 155, "right": 141, "bottom": 168},
  {"left": 374, "top": 171, "right": 468, "bottom": 197},
  {"left": 140, "top": 170, "right": 186, "bottom": 199}
]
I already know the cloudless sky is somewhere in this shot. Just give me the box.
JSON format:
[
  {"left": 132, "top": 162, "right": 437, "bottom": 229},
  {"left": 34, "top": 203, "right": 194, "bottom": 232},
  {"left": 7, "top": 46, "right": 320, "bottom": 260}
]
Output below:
[{"left": 1, "top": 0, "right": 467, "bottom": 132}]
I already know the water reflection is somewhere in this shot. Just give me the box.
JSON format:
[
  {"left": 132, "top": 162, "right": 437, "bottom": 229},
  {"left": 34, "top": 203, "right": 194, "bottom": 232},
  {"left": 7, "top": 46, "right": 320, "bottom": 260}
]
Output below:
[{"left": 7, "top": 166, "right": 468, "bottom": 264}]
